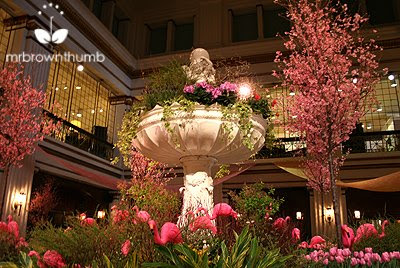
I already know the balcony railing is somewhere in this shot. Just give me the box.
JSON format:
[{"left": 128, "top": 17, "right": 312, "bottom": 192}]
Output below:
[
  {"left": 257, "top": 130, "right": 400, "bottom": 159},
  {"left": 45, "top": 112, "right": 114, "bottom": 160}
]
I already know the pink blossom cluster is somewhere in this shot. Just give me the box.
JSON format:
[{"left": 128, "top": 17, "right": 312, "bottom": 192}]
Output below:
[
  {"left": 184, "top": 81, "right": 238, "bottom": 99},
  {"left": 0, "top": 64, "right": 55, "bottom": 169},
  {"left": 0, "top": 215, "right": 28, "bottom": 249},
  {"left": 304, "top": 247, "right": 400, "bottom": 266},
  {"left": 29, "top": 250, "right": 66, "bottom": 268},
  {"left": 111, "top": 205, "right": 130, "bottom": 224},
  {"left": 273, "top": 0, "right": 383, "bottom": 191}
]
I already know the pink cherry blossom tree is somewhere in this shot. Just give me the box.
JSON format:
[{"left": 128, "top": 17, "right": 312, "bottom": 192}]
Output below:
[
  {"left": 0, "top": 64, "right": 56, "bottom": 216},
  {"left": 274, "top": 0, "right": 384, "bottom": 245}
]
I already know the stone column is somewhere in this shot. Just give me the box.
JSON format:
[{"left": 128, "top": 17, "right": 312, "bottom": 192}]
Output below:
[
  {"left": 100, "top": 0, "right": 116, "bottom": 31},
  {"left": 309, "top": 188, "right": 347, "bottom": 238},
  {"left": 112, "top": 102, "right": 130, "bottom": 171},
  {"left": 166, "top": 20, "right": 175, "bottom": 52},
  {"left": 256, "top": 5, "right": 264, "bottom": 40},
  {"left": 198, "top": 0, "right": 222, "bottom": 48}
]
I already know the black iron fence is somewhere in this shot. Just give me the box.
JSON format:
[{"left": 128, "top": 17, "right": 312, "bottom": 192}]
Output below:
[
  {"left": 45, "top": 111, "right": 114, "bottom": 160},
  {"left": 257, "top": 130, "right": 400, "bottom": 159}
]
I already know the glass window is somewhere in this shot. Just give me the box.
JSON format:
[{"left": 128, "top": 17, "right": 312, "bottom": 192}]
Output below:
[
  {"left": 366, "top": 0, "right": 397, "bottom": 25},
  {"left": 46, "top": 57, "right": 116, "bottom": 143},
  {"left": 174, "top": 23, "right": 194, "bottom": 51},
  {"left": 232, "top": 12, "right": 258, "bottom": 42},
  {"left": 149, "top": 26, "right": 167, "bottom": 55},
  {"left": 263, "top": 8, "right": 290, "bottom": 38},
  {"left": 0, "top": 8, "right": 14, "bottom": 68},
  {"left": 92, "top": 0, "right": 102, "bottom": 19}
]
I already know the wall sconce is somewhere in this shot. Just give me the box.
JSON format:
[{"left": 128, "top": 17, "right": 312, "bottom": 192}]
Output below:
[
  {"left": 13, "top": 192, "right": 26, "bottom": 216},
  {"left": 325, "top": 207, "right": 334, "bottom": 224},
  {"left": 354, "top": 210, "right": 361, "bottom": 219},
  {"left": 296, "top": 211, "right": 303, "bottom": 220},
  {"left": 97, "top": 210, "right": 105, "bottom": 219}
]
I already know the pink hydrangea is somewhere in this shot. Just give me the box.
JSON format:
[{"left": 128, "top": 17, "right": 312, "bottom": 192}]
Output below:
[{"left": 183, "top": 85, "right": 195, "bottom": 94}]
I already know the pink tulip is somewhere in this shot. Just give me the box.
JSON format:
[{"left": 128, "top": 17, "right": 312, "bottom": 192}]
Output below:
[
  {"left": 343, "top": 248, "right": 351, "bottom": 257},
  {"left": 358, "top": 258, "right": 366, "bottom": 265},
  {"left": 121, "top": 240, "right": 131, "bottom": 256},
  {"left": 350, "top": 258, "right": 358, "bottom": 266},
  {"left": 299, "top": 241, "right": 308, "bottom": 248},
  {"left": 305, "top": 255, "right": 311, "bottom": 261},
  {"left": 365, "top": 247, "right": 373, "bottom": 254},
  {"left": 335, "top": 255, "right": 345, "bottom": 264},
  {"left": 329, "top": 247, "right": 337, "bottom": 256},
  {"left": 353, "top": 251, "right": 359, "bottom": 258},
  {"left": 382, "top": 252, "right": 390, "bottom": 262},
  {"left": 323, "top": 258, "right": 329, "bottom": 265},
  {"left": 291, "top": 228, "right": 300, "bottom": 242}
]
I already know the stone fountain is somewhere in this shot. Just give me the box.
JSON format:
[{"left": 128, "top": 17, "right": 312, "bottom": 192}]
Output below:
[{"left": 133, "top": 49, "right": 267, "bottom": 225}]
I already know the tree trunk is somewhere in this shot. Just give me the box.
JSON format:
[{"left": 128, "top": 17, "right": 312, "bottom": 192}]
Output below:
[
  {"left": 177, "top": 156, "right": 216, "bottom": 227},
  {"left": 0, "top": 165, "right": 9, "bottom": 219},
  {"left": 321, "top": 192, "right": 325, "bottom": 234},
  {"left": 328, "top": 153, "right": 342, "bottom": 247}
]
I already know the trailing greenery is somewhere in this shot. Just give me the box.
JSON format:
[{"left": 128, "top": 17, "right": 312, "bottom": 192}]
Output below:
[{"left": 116, "top": 59, "right": 273, "bottom": 165}]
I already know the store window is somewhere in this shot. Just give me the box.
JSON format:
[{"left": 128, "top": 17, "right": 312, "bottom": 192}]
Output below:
[
  {"left": 174, "top": 22, "right": 194, "bottom": 51},
  {"left": 263, "top": 8, "right": 290, "bottom": 38},
  {"left": 148, "top": 25, "right": 167, "bottom": 55},
  {"left": 232, "top": 11, "right": 258, "bottom": 42},
  {"left": 46, "top": 58, "right": 116, "bottom": 144}
]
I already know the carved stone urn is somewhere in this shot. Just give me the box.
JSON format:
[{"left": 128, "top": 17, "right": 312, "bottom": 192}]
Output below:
[{"left": 132, "top": 102, "right": 267, "bottom": 225}]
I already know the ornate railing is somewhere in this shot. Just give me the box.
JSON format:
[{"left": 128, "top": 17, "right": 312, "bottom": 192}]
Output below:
[
  {"left": 257, "top": 130, "right": 400, "bottom": 159},
  {"left": 45, "top": 111, "right": 114, "bottom": 160}
]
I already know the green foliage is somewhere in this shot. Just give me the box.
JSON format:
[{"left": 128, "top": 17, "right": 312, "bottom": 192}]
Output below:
[
  {"left": 28, "top": 215, "right": 155, "bottom": 267},
  {"left": 229, "top": 183, "right": 283, "bottom": 223},
  {"left": 144, "top": 60, "right": 191, "bottom": 110},
  {"left": 143, "top": 227, "right": 291, "bottom": 268},
  {"left": 353, "top": 222, "right": 400, "bottom": 253},
  {"left": 119, "top": 178, "right": 181, "bottom": 225},
  {"left": 247, "top": 98, "right": 271, "bottom": 119},
  {"left": 0, "top": 228, "right": 26, "bottom": 262}
]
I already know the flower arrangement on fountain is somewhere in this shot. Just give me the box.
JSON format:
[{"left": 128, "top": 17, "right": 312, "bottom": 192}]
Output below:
[{"left": 117, "top": 48, "right": 272, "bottom": 227}]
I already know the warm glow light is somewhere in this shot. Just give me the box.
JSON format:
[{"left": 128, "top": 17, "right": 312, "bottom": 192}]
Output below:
[
  {"left": 388, "top": 74, "right": 395, "bottom": 81},
  {"left": 289, "top": 91, "right": 295, "bottom": 96},
  {"left": 64, "top": 86, "right": 68, "bottom": 89},
  {"left": 354, "top": 210, "right": 361, "bottom": 219},
  {"left": 391, "top": 82, "right": 397, "bottom": 88},
  {"left": 296, "top": 211, "right": 302, "bottom": 220},
  {"left": 352, "top": 78, "right": 358, "bottom": 84},
  {"left": 376, "top": 106, "right": 383, "bottom": 112},
  {"left": 97, "top": 210, "right": 106, "bottom": 219},
  {"left": 71, "top": 120, "right": 81, "bottom": 128},
  {"left": 77, "top": 64, "right": 84, "bottom": 72},
  {"left": 79, "top": 214, "right": 86, "bottom": 220},
  {"left": 55, "top": 87, "right": 59, "bottom": 91},
  {"left": 76, "top": 86, "right": 81, "bottom": 90},
  {"left": 292, "top": 115, "right": 297, "bottom": 119},
  {"left": 14, "top": 192, "right": 26, "bottom": 216},
  {"left": 99, "top": 108, "right": 104, "bottom": 113},
  {"left": 237, "top": 84, "right": 252, "bottom": 100},
  {"left": 325, "top": 207, "right": 334, "bottom": 223},
  {"left": 367, "top": 123, "right": 372, "bottom": 130},
  {"left": 91, "top": 109, "right": 95, "bottom": 114}
]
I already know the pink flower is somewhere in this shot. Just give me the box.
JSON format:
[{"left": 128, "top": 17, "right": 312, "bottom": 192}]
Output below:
[
  {"left": 304, "top": 254, "right": 311, "bottom": 261},
  {"left": 184, "top": 85, "right": 195, "bottom": 94},
  {"left": 43, "top": 250, "right": 66, "bottom": 268},
  {"left": 343, "top": 248, "right": 351, "bottom": 257},
  {"left": 350, "top": 257, "right": 358, "bottom": 266},
  {"left": 365, "top": 247, "right": 373, "bottom": 254},
  {"left": 291, "top": 228, "right": 300, "bottom": 242},
  {"left": 322, "top": 258, "right": 329, "bottom": 265},
  {"left": 299, "top": 241, "right": 308, "bottom": 249},
  {"left": 358, "top": 258, "right": 366, "bottom": 265},
  {"left": 329, "top": 247, "right": 337, "bottom": 256},
  {"left": 81, "top": 218, "right": 96, "bottom": 226},
  {"left": 382, "top": 252, "right": 390, "bottom": 262},
  {"left": 28, "top": 250, "right": 41, "bottom": 259},
  {"left": 7, "top": 219, "right": 19, "bottom": 238},
  {"left": 335, "top": 255, "right": 345, "bottom": 264},
  {"left": 121, "top": 239, "right": 131, "bottom": 256}
]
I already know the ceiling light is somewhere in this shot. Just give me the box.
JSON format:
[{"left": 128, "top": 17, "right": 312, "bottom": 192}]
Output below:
[
  {"left": 99, "top": 108, "right": 103, "bottom": 113},
  {"left": 49, "top": 3, "right": 53, "bottom": 7},
  {"left": 43, "top": 4, "right": 47, "bottom": 9},
  {"left": 352, "top": 78, "right": 358, "bottom": 84},
  {"left": 60, "top": 11, "right": 64, "bottom": 15},
  {"left": 55, "top": 87, "right": 59, "bottom": 91},
  {"left": 292, "top": 115, "right": 297, "bottom": 119},
  {"left": 38, "top": 10, "right": 42, "bottom": 15},
  {"left": 388, "top": 74, "right": 395, "bottom": 81},
  {"left": 55, "top": 4, "right": 59, "bottom": 9},
  {"left": 64, "top": 86, "right": 68, "bottom": 89},
  {"left": 75, "top": 86, "right": 81, "bottom": 89},
  {"left": 91, "top": 109, "right": 95, "bottom": 114},
  {"left": 77, "top": 64, "right": 84, "bottom": 71},
  {"left": 289, "top": 91, "right": 295, "bottom": 96}
]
